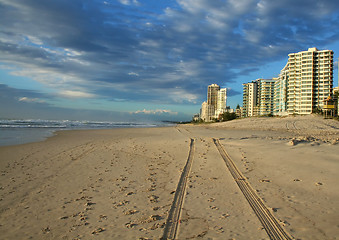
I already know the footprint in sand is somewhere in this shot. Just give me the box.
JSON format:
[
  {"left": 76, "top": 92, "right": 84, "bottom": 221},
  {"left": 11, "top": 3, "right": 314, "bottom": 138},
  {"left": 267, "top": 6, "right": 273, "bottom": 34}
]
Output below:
[
  {"left": 113, "top": 200, "right": 129, "bottom": 208},
  {"left": 125, "top": 222, "right": 138, "bottom": 229},
  {"left": 124, "top": 209, "right": 138, "bottom": 215},
  {"left": 219, "top": 213, "right": 230, "bottom": 219},
  {"left": 214, "top": 226, "right": 224, "bottom": 233},
  {"left": 148, "top": 195, "right": 159, "bottom": 203},
  {"left": 91, "top": 227, "right": 105, "bottom": 234}
]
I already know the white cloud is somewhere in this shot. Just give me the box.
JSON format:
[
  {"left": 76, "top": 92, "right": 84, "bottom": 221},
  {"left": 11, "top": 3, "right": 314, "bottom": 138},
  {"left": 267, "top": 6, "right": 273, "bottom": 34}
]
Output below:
[
  {"left": 18, "top": 97, "right": 45, "bottom": 103},
  {"left": 59, "top": 90, "right": 95, "bottom": 99},
  {"left": 128, "top": 72, "right": 139, "bottom": 76},
  {"left": 118, "top": 0, "right": 139, "bottom": 5},
  {"left": 170, "top": 89, "right": 198, "bottom": 103},
  {"left": 26, "top": 35, "right": 43, "bottom": 45},
  {"left": 131, "top": 109, "right": 178, "bottom": 115}
]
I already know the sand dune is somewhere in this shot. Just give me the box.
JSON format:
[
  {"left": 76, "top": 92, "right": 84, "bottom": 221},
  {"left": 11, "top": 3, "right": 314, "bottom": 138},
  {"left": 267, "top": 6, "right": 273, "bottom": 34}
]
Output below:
[{"left": 0, "top": 115, "right": 338, "bottom": 239}]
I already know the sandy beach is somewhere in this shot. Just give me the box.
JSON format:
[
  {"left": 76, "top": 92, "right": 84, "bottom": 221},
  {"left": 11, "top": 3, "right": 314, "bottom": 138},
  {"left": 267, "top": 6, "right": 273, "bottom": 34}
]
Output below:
[{"left": 0, "top": 114, "right": 339, "bottom": 240}]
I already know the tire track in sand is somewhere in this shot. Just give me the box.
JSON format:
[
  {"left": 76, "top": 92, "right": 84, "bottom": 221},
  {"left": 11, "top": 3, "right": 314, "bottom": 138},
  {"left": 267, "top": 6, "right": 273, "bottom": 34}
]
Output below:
[
  {"left": 161, "top": 138, "right": 195, "bottom": 240},
  {"left": 213, "top": 138, "right": 293, "bottom": 240}
]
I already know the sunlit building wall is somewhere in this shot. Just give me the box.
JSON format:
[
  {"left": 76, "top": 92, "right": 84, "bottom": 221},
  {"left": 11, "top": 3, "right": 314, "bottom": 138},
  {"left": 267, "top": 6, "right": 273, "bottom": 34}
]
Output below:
[
  {"left": 216, "top": 88, "right": 227, "bottom": 118},
  {"left": 242, "top": 81, "right": 258, "bottom": 117},
  {"left": 274, "top": 64, "right": 288, "bottom": 116},
  {"left": 287, "top": 48, "right": 333, "bottom": 114}
]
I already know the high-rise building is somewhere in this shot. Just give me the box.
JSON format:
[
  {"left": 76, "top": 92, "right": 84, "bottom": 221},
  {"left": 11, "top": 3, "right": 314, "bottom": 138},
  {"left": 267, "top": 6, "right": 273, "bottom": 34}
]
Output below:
[
  {"left": 207, "top": 84, "right": 220, "bottom": 107},
  {"left": 257, "top": 78, "right": 276, "bottom": 116},
  {"left": 274, "top": 64, "right": 288, "bottom": 116},
  {"left": 286, "top": 47, "right": 333, "bottom": 114},
  {"left": 200, "top": 101, "right": 208, "bottom": 122},
  {"left": 242, "top": 81, "right": 258, "bottom": 117},
  {"left": 200, "top": 84, "right": 228, "bottom": 122},
  {"left": 243, "top": 48, "right": 334, "bottom": 117},
  {"left": 243, "top": 78, "right": 276, "bottom": 117},
  {"left": 216, "top": 88, "right": 227, "bottom": 118}
]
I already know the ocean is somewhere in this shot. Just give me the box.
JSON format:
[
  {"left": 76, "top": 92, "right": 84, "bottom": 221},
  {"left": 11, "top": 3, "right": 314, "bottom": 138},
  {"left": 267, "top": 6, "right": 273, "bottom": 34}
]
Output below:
[{"left": 0, "top": 119, "right": 171, "bottom": 146}]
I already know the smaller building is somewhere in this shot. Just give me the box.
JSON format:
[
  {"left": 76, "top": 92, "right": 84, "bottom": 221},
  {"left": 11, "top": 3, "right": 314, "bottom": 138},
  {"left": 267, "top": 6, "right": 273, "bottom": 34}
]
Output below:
[
  {"left": 200, "top": 84, "right": 228, "bottom": 122},
  {"left": 242, "top": 78, "right": 276, "bottom": 117},
  {"left": 323, "top": 96, "right": 336, "bottom": 118},
  {"left": 192, "top": 114, "right": 200, "bottom": 122}
]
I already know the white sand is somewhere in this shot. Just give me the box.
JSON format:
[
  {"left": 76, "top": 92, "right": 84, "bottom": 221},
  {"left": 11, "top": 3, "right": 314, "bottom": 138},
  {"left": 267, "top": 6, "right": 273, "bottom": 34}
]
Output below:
[{"left": 0, "top": 115, "right": 338, "bottom": 239}]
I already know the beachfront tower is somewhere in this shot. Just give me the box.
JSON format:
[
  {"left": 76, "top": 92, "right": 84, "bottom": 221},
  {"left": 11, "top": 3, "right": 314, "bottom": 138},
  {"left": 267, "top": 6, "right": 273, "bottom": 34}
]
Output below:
[
  {"left": 287, "top": 47, "right": 333, "bottom": 114},
  {"left": 207, "top": 84, "right": 220, "bottom": 109},
  {"left": 274, "top": 63, "right": 289, "bottom": 116},
  {"left": 257, "top": 79, "right": 276, "bottom": 116},
  {"left": 242, "top": 81, "right": 258, "bottom": 117},
  {"left": 216, "top": 88, "right": 227, "bottom": 118}
]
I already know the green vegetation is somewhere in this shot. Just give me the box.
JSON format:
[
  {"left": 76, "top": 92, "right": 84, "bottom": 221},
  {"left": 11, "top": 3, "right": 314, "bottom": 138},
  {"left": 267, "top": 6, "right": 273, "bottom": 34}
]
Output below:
[{"left": 220, "top": 112, "right": 237, "bottom": 121}]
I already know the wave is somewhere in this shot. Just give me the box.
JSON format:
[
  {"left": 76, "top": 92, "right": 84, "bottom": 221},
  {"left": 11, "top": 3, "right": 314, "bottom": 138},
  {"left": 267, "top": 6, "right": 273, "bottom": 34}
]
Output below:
[{"left": 0, "top": 119, "right": 163, "bottom": 129}]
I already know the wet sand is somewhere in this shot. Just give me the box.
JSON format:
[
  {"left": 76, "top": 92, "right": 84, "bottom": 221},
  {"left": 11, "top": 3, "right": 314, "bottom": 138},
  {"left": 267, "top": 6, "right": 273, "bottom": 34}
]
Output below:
[{"left": 0, "top": 115, "right": 338, "bottom": 239}]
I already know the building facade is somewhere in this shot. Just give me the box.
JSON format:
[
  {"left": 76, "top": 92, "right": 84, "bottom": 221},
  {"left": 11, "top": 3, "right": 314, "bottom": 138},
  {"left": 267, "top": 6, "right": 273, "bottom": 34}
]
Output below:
[
  {"left": 243, "top": 48, "right": 334, "bottom": 117},
  {"left": 200, "top": 101, "right": 208, "bottom": 122},
  {"left": 274, "top": 64, "right": 288, "bottom": 116},
  {"left": 200, "top": 84, "right": 228, "bottom": 122},
  {"left": 257, "top": 78, "right": 276, "bottom": 116},
  {"left": 207, "top": 84, "right": 220, "bottom": 108},
  {"left": 216, "top": 88, "right": 227, "bottom": 118},
  {"left": 242, "top": 81, "right": 258, "bottom": 117},
  {"left": 287, "top": 48, "right": 333, "bottom": 115}
]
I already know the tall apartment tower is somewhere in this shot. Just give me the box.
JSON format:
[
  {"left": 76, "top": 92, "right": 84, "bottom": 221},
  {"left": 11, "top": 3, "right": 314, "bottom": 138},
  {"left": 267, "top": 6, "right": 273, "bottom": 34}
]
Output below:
[
  {"left": 200, "top": 84, "right": 227, "bottom": 122},
  {"left": 257, "top": 79, "right": 276, "bottom": 116},
  {"left": 200, "top": 101, "right": 208, "bottom": 122},
  {"left": 243, "top": 78, "right": 276, "bottom": 117},
  {"left": 216, "top": 88, "right": 227, "bottom": 117},
  {"left": 287, "top": 47, "right": 333, "bottom": 114},
  {"left": 274, "top": 64, "right": 288, "bottom": 116},
  {"left": 207, "top": 84, "right": 220, "bottom": 108},
  {"left": 242, "top": 81, "right": 258, "bottom": 117},
  {"left": 207, "top": 84, "right": 220, "bottom": 121}
]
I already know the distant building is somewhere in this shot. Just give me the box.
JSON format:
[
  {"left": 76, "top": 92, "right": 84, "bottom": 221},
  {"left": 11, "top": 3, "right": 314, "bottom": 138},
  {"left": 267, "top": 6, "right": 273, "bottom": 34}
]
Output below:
[
  {"left": 333, "top": 87, "right": 339, "bottom": 116},
  {"left": 286, "top": 48, "right": 333, "bottom": 114},
  {"left": 207, "top": 84, "right": 220, "bottom": 108},
  {"left": 200, "top": 101, "right": 208, "bottom": 122},
  {"left": 236, "top": 107, "right": 242, "bottom": 118},
  {"left": 192, "top": 114, "right": 200, "bottom": 122},
  {"left": 274, "top": 64, "right": 288, "bottom": 116},
  {"left": 216, "top": 88, "right": 227, "bottom": 118},
  {"left": 242, "top": 81, "right": 258, "bottom": 117},
  {"left": 200, "top": 84, "right": 228, "bottom": 122},
  {"left": 243, "top": 48, "right": 334, "bottom": 117},
  {"left": 243, "top": 79, "right": 275, "bottom": 117},
  {"left": 257, "top": 78, "right": 276, "bottom": 116}
]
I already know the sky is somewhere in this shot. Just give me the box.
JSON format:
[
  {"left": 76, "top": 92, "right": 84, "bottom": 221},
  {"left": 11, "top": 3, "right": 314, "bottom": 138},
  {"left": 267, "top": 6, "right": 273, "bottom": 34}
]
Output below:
[{"left": 1, "top": 0, "right": 339, "bottom": 122}]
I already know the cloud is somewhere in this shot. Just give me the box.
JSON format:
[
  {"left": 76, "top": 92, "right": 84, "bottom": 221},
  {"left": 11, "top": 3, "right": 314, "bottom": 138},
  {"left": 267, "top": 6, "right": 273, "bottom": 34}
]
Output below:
[
  {"left": 18, "top": 97, "right": 46, "bottom": 103},
  {"left": 0, "top": 84, "right": 136, "bottom": 121},
  {"left": 128, "top": 72, "right": 139, "bottom": 76},
  {"left": 0, "top": 0, "right": 339, "bottom": 112},
  {"left": 58, "top": 90, "right": 96, "bottom": 99},
  {"left": 131, "top": 109, "right": 178, "bottom": 115},
  {"left": 118, "top": 0, "right": 139, "bottom": 6}
]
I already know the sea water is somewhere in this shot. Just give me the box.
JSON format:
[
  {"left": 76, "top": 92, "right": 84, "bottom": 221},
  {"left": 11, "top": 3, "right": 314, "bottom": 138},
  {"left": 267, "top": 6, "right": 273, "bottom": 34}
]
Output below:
[{"left": 0, "top": 119, "right": 169, "bottom": 146}]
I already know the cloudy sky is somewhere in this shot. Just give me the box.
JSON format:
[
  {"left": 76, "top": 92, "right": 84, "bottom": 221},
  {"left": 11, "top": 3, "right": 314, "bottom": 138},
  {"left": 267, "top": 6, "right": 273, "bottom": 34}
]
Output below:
[{"left": 1, "top": 0, "right": 339, "bottom": 121}]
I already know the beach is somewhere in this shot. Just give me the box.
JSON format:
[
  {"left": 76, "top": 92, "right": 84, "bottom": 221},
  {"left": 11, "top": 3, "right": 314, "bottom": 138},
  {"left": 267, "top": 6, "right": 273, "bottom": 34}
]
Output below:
[{"left": 0, "top": 115, "right": 339, "bottom": 239}]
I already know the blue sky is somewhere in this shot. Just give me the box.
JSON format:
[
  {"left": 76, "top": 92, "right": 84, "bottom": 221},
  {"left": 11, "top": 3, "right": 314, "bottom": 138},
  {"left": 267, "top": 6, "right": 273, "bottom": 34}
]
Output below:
[{"left": 1, "top": 0, "right": 339, "bottom": 121}]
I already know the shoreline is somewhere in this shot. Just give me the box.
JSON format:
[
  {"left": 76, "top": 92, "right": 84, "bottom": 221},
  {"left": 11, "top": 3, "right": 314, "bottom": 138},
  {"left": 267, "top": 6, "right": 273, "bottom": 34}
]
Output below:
[
  {"left": 0, "top": 122, "right": 175, "bottom": 147},
  {"left": 0, "top": 116, "right": 338, "bottom": 239}
]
